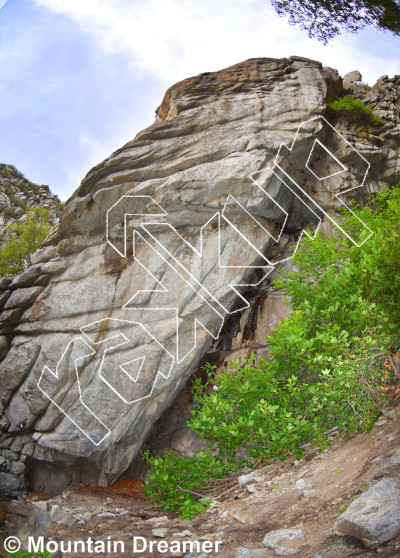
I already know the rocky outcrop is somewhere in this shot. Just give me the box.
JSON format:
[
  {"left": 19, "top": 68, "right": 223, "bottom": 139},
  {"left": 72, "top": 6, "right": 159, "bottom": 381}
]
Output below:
[
  {"left": 0, "top": 164, "right": 61, "bottom": 241},
  {"left": 1, "top": 57, "right": 400, "bottom": 496},
  {"left": 342, "top": 70, "right": 362, "bottom": 90}
]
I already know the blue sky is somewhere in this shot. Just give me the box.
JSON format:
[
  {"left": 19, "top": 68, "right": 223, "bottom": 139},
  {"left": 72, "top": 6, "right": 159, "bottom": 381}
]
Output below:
[{"left": 1, "top": 0, "right": 399, "bottom": 201}]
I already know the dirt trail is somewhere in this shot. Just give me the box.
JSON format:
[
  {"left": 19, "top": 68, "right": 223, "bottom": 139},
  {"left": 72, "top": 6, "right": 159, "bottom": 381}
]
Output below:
[{"left": 1, "top": 398, "right": 400, "bottom": 558}]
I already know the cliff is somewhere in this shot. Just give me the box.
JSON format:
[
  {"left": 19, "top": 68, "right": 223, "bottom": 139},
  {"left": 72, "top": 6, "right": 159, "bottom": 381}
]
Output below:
[{"left": 1, "top": 56, "right": 399, "bottom": 497}]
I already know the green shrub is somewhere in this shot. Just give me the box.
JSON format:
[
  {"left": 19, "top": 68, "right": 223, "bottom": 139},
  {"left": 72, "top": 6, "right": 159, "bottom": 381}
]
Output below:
[
  {"left": 6, "top": 164, "right": 26, "bottom": 180},
  {"left": 142, "top": 449, "right": 236, "bottom": 519},
  {"left": 328, "top": 95, "right": 384, "bottom": 126},
  {"left": 2, "top": 168, "right": 12, "bottom": 178},
  {"left": 143, "top": 186, "right": 400, "bottom": 518},
  {"left": 0, "top": 207, "right": 51, "bottom": 276},
  {"left": 190, "top": 317, "right": 390, "bottom": 461}
]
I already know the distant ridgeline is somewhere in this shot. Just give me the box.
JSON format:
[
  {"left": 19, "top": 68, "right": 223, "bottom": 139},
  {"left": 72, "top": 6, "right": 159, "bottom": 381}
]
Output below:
[{"left": 0, "top": 163, "right": 61, "bottom": 241}]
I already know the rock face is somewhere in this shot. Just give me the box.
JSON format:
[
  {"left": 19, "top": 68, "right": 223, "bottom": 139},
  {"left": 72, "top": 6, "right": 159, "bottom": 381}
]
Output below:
[{"left": 1, "top": 57, "right": 400, "bottom": 495}]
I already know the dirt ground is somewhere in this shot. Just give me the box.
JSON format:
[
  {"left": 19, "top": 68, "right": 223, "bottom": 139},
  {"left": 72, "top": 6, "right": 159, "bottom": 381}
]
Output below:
[{"left": 1, "top": 395, "right": 400, "bottom": 558}]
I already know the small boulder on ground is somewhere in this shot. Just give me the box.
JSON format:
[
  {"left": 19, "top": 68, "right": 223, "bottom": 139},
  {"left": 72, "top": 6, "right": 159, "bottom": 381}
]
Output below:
[
  {"left": 263, "top": 527, "right": 304, "bottom": 556},
  {"left": 334, "top": 478, "right": 400, "bottom": 548},
  {"left": 152, "top": 527, "right": 168, "bottom": 538},
  {"left": 238, "top": 470, "right": 264, "bottom": 488}
]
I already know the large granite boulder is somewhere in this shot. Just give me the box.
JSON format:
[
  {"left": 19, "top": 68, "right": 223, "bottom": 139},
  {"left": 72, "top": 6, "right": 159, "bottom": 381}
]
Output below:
[{"left": 1, "top": 57, "right": 400, "bottom": 494}]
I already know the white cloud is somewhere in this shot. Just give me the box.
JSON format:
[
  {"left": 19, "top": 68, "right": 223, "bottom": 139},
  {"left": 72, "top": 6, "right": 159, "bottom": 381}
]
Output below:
[{"left": 33, "top": 0, "right": 400, "bottom": 86}]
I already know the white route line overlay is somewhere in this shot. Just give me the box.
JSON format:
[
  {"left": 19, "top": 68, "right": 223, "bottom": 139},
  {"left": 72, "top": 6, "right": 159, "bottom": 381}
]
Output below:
[
  {"left": 37, "top": 318, "right": 174, "bottom": 446},
  {"left": 106, "top": 195, "right": 167, "bottom": 258},
  {"left": 37, "top": 338, "right": 111, "bottom": 446},
  {"left": 140, "top": 210, "right": 273, "bottom": 315},
  {"left": 38, "top": 115, "right": 373, "bottom": 445},
  {"left": 280, "top": 116, "right": 372, "bottom": 247},
  {"left": 124, "top": 228, "right": 271, "bottom": 364},
  {"left": 125, "top": 230, "right": 226, "bottom": 364}
]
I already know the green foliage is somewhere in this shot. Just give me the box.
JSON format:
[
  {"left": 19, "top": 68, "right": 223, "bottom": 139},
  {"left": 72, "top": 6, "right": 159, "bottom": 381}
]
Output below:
[
  {"left": 328, "top": 96, "right": 384, "bottom": 126},
  {"left": 2, "top": 168, "right": 12, "bottom": 178},
  {"left": 0, "top": 207, "right": 51, "bottom": 276},
  {"left": 276, "top": 186, "right": 400, "bottom": 332},
  {"left": 143, "top": 186, "right": 400, "bottom": 518},
  {"left": 190, "top": 332, "right": 387, "bottom": 462},
  {"left": 337, "top": 504, "right": 348, "bottom": 516},
  {"left": 142, "top": 450, "right": 235, "bottom": 519},
  {"left": 272, "top": 0, "right": 400, "bottom": 43}
]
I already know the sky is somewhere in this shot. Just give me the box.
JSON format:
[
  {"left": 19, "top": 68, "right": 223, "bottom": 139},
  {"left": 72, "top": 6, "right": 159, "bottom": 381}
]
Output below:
[{"left": 0, "top": 0, "right": 400, "bottom": 201}]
